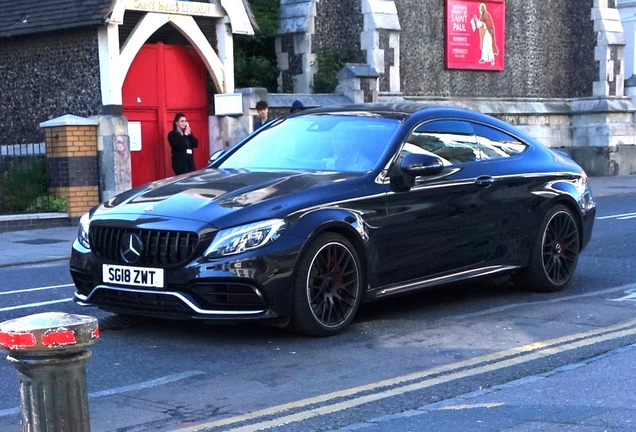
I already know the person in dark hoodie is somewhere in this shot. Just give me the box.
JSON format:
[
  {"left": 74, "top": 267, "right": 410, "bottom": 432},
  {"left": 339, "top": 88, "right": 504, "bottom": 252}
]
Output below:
[{"left": 290, "top": 100, "right": 305, "bottom": 113}]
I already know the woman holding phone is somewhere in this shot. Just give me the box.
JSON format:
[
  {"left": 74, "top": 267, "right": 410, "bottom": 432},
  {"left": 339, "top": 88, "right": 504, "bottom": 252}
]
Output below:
[{"left": 168, "top": 112, "right": 199, "bottom": 175}]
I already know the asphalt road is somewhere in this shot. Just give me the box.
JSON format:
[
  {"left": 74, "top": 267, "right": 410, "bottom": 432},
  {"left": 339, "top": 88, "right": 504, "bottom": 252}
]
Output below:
[{"left": 0, "top": 193, "right": 635, "bottom": 431}]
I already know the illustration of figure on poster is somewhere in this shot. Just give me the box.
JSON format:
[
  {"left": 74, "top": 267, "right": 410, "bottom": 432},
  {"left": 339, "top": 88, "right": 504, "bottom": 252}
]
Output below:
[{"left": 471, "top": 2, "right": 499, "bottom": 65}]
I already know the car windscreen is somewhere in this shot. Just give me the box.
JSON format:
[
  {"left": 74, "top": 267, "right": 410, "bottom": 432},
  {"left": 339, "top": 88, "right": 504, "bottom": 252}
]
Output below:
[{"left": 218, "top": 115, "right": 401, "bottom": 172}]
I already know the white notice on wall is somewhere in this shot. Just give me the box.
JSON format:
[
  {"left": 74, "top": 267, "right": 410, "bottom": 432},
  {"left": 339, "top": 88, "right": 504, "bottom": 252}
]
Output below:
[
  {"left": 129, "top": 121, "right": 142, "bottom": 151},
  {"left": 214, "top": 93, "right": 244, "bottom": 116}
]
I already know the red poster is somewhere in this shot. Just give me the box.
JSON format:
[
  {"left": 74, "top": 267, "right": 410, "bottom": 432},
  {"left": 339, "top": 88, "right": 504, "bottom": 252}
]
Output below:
[{"left": 445, "top": 0, "right": 505, "bottom": 71}]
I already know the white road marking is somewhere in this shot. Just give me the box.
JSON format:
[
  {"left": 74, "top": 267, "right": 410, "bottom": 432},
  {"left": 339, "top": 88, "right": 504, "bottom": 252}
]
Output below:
[
  {"left": 0, "top": 283, "right": 74, "bottom": 296},
  {"left": 0, "top": 284, "right": 75, "bottom": 311},
  {"left": 88, "top": 371, "right": 206, "bottom": 398},
  {"left": 0, "top": 371, "right": 206, "bottom": 419},
  {"left": 611, "top": 290, "right": 636, "bottom": 302},
  {"left": 597, "top": 212, "right": 636, "bottom": 220},
  {"left": 0, "top": 298, "right": 72, "bottom": 312},
  {"left": 0, "top": 408, "right": 18, "bottom": 417},
  {"left": 438, "top": 402, "right": 505, "bottom": 410},
  {"left": 448, "top": 281, "right": 636, "bottom": 321}
]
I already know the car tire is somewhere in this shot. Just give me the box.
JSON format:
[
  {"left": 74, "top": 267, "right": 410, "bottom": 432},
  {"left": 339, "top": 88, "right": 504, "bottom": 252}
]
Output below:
[
  {"left": 514, "top": 204, "right": 580, "bottom": 293},
  {"left": 289, "top": 233, "right": 363, "bottom": 337}
]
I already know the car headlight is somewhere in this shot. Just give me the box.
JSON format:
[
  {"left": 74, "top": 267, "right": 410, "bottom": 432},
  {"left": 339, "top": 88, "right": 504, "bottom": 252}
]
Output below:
[
  {"left": 204, "top": 219, "right": 286, "bottom": 258},
  {"left": 77, "top": 212, "right": 91, "bottom": 249}
]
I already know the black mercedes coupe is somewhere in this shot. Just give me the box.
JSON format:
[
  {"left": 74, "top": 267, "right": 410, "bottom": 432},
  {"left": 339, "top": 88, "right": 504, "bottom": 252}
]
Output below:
[{"left": 70, "top": 103, "right": 596, "bottom": 336}]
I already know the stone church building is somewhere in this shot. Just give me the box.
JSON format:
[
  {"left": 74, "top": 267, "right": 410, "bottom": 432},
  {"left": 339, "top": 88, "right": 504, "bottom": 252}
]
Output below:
[
  {"left": 0, "top": 0, "right": 634, "bottom": 226},
  {"left": 275, "top": 0, "right": 636, "bottom": 178}
]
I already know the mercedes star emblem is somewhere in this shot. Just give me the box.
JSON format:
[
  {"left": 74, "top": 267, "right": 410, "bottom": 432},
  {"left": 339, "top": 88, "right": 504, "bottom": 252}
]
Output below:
[{"left": 120, "top": 233, "right": 143, "bottom": 264}]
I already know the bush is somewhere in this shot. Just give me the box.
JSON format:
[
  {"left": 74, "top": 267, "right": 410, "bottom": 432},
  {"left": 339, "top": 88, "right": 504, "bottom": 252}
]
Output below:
[
  {"left": 233, "top": 0, "right": 280, "bottom": 92},
  {"left": 1, "top": 157, "right": 49, "bottom": 213},
  {"left": 313, "top": 48, "right": 361, "bottom": 93},
  {"left": 27, "top": 195, "right": 67, "bottom": 212},
  {"left": 234, "top": 54, "right": 279, "bottom": 90}
]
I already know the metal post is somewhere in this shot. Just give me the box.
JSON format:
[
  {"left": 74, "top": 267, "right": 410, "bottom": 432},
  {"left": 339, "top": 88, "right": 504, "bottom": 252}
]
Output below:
[{"left": 0, "top": 312, "right": 99, "bottom": 432}]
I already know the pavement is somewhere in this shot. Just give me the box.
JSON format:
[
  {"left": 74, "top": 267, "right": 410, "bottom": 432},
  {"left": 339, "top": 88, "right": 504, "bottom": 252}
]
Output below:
[
  {"left": 0, "top": 226, "right": 78, "bottom": 268},
  {"left": 0, "top": 174, "right": 635, "bottom": 432}
]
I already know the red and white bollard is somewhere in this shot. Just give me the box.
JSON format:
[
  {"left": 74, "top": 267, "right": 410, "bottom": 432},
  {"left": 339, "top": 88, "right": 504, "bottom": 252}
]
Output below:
[{"left": 0, "top": 312, "right": 99, "bottom": 432}]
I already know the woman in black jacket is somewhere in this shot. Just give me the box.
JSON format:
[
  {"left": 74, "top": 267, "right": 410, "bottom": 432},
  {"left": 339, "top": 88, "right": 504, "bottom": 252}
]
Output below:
[{"left": 168, "top": 113, "right": 199, "bottom": 175}]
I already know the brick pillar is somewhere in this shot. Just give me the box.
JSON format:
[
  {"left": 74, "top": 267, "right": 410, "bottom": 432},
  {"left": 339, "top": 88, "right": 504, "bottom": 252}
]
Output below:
[{"left": 40, "top": 115, "right": 100, "bottom": 219}]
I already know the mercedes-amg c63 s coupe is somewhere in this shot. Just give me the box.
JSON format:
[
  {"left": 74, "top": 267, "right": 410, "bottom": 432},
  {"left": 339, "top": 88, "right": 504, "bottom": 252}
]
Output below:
[{"left": 70, "top": 103, "right": 596, "bottom": 336}]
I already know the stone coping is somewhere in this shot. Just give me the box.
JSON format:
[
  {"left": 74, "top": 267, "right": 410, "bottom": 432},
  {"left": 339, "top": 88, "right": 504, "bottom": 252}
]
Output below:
[
  {"left": 0, "top": 213, "right": 69, "bottom": 222},
  {"left": 40, "top": 114, "right": 100, "bottom": 128},
  {"left": 402, "top": 96, "right": 636, "bottom": 115},
  {"left": 259, "top": 93, "right": 353, "bottom": 109}
]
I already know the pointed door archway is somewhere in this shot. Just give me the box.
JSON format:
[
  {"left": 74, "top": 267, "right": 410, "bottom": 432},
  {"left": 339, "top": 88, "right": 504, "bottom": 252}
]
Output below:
[{"left": 122, "top": 43, "right": 209, "bottom": 186}]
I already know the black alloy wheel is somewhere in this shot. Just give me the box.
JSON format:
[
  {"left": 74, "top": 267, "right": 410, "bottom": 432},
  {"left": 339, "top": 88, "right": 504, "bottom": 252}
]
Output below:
[
  {"left": 541, "top": 208, "right": 580, "bottom": 285},
  {"left": 290, "top": 233, "right": 362, "bottom": 336},
  {"left": 515, "top": 204, "right": 580, "bottom": 292}
]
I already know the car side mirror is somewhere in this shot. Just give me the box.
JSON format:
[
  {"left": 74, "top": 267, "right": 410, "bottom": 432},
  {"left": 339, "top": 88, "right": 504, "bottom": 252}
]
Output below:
[
  {"left": 208, "top": 149, "right": 225, "bottom": 165},
  {"left": 390, "top": 153, "right": 444, "bottom": 192},
  {"left": 400, "top": 153, "right": 444, "bottom": 177}
]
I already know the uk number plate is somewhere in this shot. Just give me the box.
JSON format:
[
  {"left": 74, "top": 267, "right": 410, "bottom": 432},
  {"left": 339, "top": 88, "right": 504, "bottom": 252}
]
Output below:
[{"left": 103, "top": 264, "right": 164, "bottom": 288}]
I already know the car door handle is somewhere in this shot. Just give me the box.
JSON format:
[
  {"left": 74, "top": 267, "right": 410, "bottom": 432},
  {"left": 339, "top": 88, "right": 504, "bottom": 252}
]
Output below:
[{"left": 475, "top": 176, "right": 495, "bottom": 188}]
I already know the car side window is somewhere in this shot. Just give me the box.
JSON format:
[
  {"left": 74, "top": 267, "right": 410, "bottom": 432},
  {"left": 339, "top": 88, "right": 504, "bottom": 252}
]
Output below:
[
  {"left": 472, "top": 123, "right": 528, "bottom": 160},
  {"left": 403, "top": 120, "right": 478, "bottom": 165}
]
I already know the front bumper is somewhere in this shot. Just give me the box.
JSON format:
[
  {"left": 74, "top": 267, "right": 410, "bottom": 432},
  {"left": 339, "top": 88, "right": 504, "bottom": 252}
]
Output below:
[{"left": 70, "top": 238, "right": 301, "bottom": 321}]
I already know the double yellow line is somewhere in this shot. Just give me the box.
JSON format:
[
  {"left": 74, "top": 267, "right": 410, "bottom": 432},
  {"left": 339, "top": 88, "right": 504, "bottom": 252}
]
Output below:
[{"left": 173, "top": 317, "right": 636, "bottom": 432}]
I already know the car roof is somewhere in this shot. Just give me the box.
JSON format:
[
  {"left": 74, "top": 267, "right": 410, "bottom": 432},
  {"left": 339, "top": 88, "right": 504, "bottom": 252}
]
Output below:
[
  {"left": 293, "top": 102, "right": 539, "bottom": 144},
  {"left": 296, "top": 102, "right": 500, "bottom": 124}
]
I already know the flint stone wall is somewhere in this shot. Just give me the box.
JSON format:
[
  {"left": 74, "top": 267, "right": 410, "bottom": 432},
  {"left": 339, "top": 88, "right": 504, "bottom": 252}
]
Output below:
[
  {"left": 396, "top": 0, "right": 597, "bottom": 98},
  {"left": 314, "top": 0, "right": 363, "bottom": 55},
  {"left": 279, "top": 0, "right": 365, "bottom": 93},
  {"left": 0, "top": 29, "right": 102, "bottom": 146}
]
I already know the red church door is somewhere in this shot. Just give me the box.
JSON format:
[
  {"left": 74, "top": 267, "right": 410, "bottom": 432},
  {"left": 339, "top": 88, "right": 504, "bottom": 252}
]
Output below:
[{"left": 123, "top": 43, "right": 209, "bottom": 186}]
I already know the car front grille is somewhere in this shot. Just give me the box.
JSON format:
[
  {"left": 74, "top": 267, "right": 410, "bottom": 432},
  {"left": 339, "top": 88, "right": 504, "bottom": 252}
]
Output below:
[{"left": 90, "top": 225, "right": 199, "bottom": 267}]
